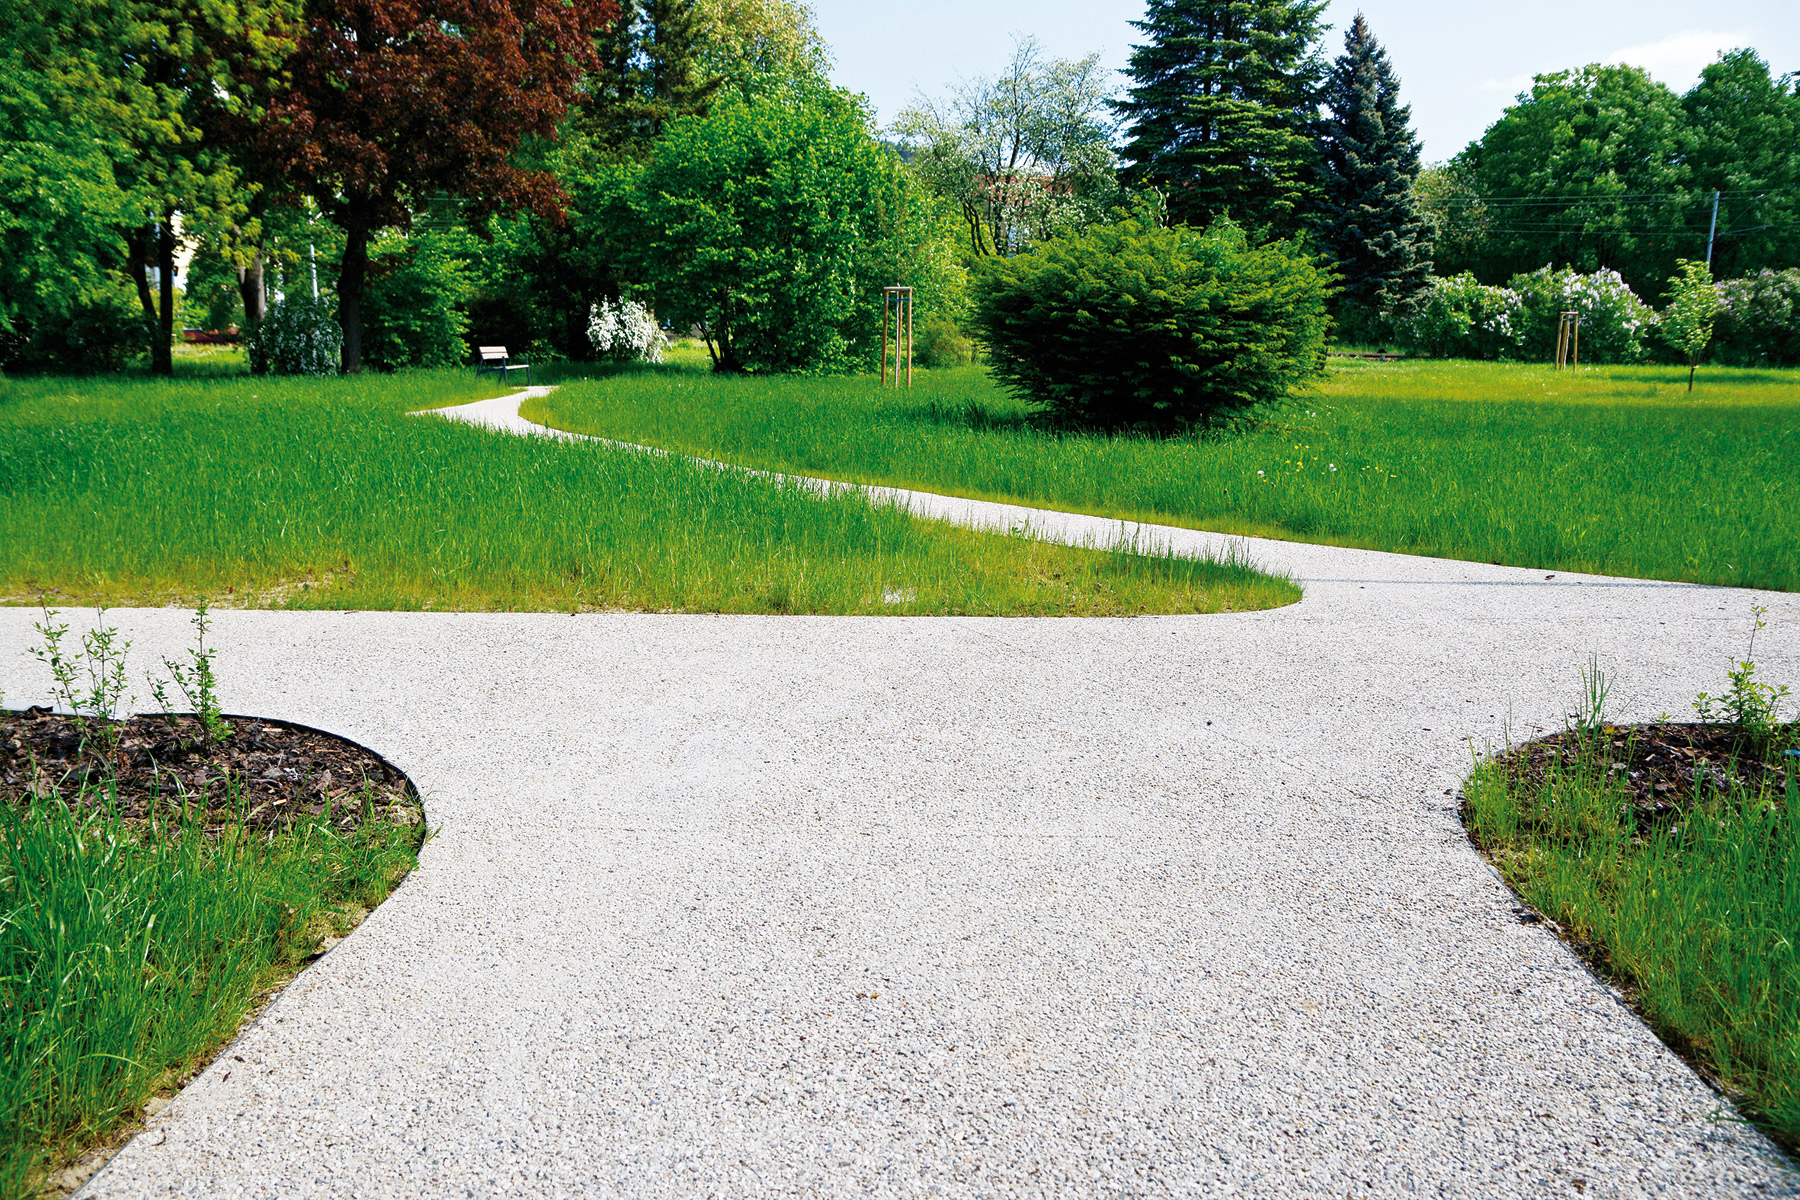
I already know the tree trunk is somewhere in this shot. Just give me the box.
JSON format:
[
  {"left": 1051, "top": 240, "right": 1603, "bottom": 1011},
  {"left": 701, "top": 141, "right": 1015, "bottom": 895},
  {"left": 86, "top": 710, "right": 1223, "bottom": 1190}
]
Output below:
[
  {"left": 152, "top": 213, "right": 175, "bottom": 376},
  {"left": 124, "top": 226, "right": 157, "bottom": 322},
  {"left": 237, "top": 242, "right": 266, "bottom": 326},
  {"left": 337, "top": 222, "right": 370, "bottom": 374},
  {"left": 1688, "top": 359, "right": 1697, "bottom": 393}
]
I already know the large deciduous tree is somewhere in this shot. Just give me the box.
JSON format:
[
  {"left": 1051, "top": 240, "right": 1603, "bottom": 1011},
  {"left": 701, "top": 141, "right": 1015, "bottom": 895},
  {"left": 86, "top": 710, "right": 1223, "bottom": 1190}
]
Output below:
[
  {"left": 1452, "top": 64, "right": 1693, "bottom": 297},
  {"left": 255, "top": 0, "right": 616, "bottom": 373},
  {"left": 640, "top": 87, "right": 958, "bottom": 373},
  {"left": 894, "top": 36, "right": 1120, "bottom": 258},
  {"left": 1116, "top": 0, "right": 1326, "bottom": 234},
  {"left": 1681, "top": 49, "right": 1800, "bottom": 279},
  {"left": 1313, "top": 12, "right": 1430, "bottom": 328},
  {"left": 3, "top": 0, "right": 297, "bottom": 372}
]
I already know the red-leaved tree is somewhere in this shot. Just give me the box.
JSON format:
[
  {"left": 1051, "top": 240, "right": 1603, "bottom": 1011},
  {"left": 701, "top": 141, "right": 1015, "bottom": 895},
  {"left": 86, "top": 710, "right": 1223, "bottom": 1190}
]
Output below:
[{"left": 256, "top": 0, "right": 616, "bottom": 372}]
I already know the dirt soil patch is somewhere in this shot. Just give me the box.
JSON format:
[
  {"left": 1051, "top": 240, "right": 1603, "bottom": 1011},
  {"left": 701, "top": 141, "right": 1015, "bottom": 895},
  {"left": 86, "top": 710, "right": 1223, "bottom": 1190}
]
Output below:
[
  {"left": 1490, "top": 721, "right": 1796, "bottom": 830},
  {"left": 1, "top": 708, "right": 422, "bottom": 832}
]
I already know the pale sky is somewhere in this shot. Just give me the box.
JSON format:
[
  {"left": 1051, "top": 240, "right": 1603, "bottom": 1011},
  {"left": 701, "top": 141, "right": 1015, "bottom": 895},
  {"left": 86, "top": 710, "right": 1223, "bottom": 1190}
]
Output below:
[{"left": 810, "top": 0, "right": 1800, "bottom": 162}]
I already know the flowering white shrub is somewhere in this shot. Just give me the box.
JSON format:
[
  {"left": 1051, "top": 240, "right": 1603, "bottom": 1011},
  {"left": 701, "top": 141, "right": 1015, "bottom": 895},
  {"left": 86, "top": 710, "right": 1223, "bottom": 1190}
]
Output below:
[
  {"left": 1713, "top": 269, "right": 1800, "bottom": 366},
  {"left": 1509, "top": 266, "right": 1656, "bottom": 364},
  {"left": 586, "top": 298, "right": 667, "bottom": 363},
  {"left": 1396, "top": 273, "right": 1522, "bottom": 359},
  {"left": 245, "top": 297, "right": 342, "bottom": 376}
]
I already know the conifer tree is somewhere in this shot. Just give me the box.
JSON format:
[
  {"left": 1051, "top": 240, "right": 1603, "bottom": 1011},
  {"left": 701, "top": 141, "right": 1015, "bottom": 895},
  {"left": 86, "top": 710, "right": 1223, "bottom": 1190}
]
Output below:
[
  {"left": 1314, "top": 12, "right": 1431, "bottom": 324},
  {"left": 585, "top": 0, "right": 721, "bottom": 152},
  {"left": 1116, "top": 0, "right": 1327, "bottom": 234}
]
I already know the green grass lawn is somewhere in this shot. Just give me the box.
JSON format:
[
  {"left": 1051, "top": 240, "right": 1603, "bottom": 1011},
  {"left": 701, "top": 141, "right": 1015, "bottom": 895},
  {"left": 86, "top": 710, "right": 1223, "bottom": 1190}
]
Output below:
[
  {"left": 0, "top": 370, "right": 1293, "bottom": 616},
  {"left": 524, "top": 360, "right": 1800, "bottom": 591}
]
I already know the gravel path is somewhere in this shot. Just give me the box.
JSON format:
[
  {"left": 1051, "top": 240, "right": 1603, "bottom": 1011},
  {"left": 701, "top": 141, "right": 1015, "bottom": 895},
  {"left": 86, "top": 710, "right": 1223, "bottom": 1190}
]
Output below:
[{"left": 7, "top": 388, "right": 1795, "bottom": 1197}]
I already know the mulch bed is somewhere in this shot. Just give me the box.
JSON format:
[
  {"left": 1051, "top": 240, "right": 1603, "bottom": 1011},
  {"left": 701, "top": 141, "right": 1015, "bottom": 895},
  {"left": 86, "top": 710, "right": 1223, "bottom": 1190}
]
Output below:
[
  {"left": 1, "top": 707, "right": 422, "bottom": 835},
  {"left": 1491, "top": 722, "right": 1796, "bottom": 830}
]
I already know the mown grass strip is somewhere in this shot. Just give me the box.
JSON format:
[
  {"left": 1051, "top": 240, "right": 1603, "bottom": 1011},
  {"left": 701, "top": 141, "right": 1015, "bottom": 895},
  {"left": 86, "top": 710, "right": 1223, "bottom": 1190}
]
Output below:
[
  {"left": 523, "top": 360, "right": 1800, "bottom": 591},
  {"left": 0, "top": 371, "right": 1295, "bottom": 616},
  {"left": 0, "top": 791, "right": 421, "bottom": 1199}
]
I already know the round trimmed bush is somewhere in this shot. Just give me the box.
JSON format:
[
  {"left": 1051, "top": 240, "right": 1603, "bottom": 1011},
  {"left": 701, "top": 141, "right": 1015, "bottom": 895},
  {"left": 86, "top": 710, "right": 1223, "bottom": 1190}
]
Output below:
[{"left": 968, "top": 218, "right": 1329, "bottom": 431}]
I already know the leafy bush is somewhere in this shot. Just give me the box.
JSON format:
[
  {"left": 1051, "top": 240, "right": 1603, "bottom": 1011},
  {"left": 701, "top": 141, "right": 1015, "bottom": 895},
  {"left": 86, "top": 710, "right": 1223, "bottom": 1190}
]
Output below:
[
  {"left": 0, "top": 288, "right": 149, "bottom": 374},
  {"left": 362, "top": 231, "right": 475, "bottom": 370},
  {"left": 641, "top": 88, "right": 960, "bottom": 374},
  {"left": 586, "top": 298, "right": 666, "bottom": 363},
  {"left": 1712, "top": 269, "right": 1800, "bottom": 367},
  {"left": 1395, "top": 273, "right": 1521, "bottom": 360},
  {"left": 912, "top": 316, "right": 971, "bottom": 368},
  {"left": 1508, "top": 266, "right": 1657, "bottom": 364},
  {"left": 246, "top": 297, "right": 342, "bottom": 376},
  {"left": 969, "top": 218, "right": 1329, "bottom": 432}
]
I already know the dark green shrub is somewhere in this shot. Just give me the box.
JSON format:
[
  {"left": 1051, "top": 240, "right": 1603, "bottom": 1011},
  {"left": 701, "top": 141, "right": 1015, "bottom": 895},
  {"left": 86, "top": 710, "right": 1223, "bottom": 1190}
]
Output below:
[
  {"left": 969, "top": 218, "right": 1330, "bottom": 431},
  {"left": 913, "top": 317, "right": 971, "bottom": 368},
  {"left": 362, "top": 231, "right": 475, "bottom": 371},
  {"left": 0, "top": 289, "right": 149, "bottom": 374}
]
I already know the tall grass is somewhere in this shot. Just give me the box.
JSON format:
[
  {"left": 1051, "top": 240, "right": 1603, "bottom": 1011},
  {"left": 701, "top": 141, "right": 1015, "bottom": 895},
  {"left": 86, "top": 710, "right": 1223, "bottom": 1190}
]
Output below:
[
  {"left": 524, "top": 360, "right": 1800, "bottom": 590},
  {"left": 0, "top": 371, "right": 1295, "bottom": 615},
  {"left": 1465, "top": 747, "right": 1800, "bottom": 1147},
  {"left": 0, "top": 791, "right": 420, "bottom": 1197}
]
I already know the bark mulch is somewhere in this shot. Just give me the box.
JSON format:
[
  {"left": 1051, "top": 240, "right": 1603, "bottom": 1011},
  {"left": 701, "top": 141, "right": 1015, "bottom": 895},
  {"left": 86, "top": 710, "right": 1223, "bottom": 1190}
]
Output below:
[
  {"left": 1491, "top": 721, "right": 1796, "bottom": 830},
  {"left": 1, "top": 707, "right": 422, "bottom": 835}
]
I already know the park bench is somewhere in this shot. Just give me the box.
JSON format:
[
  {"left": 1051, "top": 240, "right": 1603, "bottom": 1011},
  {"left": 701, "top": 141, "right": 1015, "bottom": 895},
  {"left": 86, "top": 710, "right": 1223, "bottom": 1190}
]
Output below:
[{"left": 475, "top": 345, "right": 531, "bottom": 386}]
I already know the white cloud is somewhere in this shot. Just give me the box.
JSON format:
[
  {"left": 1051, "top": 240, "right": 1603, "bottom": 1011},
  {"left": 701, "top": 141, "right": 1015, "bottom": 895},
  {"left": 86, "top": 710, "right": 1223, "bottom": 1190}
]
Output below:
[{"left": 1603, "top": 29, "right": 1753, "bottom": 86}]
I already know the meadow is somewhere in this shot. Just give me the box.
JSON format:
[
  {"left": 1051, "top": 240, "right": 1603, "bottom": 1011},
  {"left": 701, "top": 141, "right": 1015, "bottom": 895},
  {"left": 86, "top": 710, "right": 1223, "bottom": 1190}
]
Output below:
[
  {"left": 525, "top": 360, "right": 1800, "bottom": 592},
  {"left": 0, "top": 370, "right": 1294, "bottom": 616}
]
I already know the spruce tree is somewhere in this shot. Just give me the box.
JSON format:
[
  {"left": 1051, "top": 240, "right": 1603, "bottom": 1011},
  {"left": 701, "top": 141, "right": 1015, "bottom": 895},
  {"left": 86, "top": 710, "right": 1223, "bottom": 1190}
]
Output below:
[
  {"left": 584, "top": 0, "right": 721, "bottom": 152},
  {"left": 1314, "top": 12, "right": 1431, "bottom": 325},
  {"left": 1116, "top": 0, "right": 1327, "bottom": 234}
]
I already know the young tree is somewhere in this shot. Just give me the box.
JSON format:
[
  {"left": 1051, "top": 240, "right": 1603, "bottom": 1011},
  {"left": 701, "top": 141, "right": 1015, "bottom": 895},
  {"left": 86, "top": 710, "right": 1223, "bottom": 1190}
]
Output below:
[
  {"left": 1116, "top": 0, "right": 1327, "bottom": 234},
  {"left": 1662, "top": 259, "right": 1718, "bottom": 391},
  {"left": 253, "top": 0, "right": 616, "bottom": 373},
  {"left": 894, "top": 37, "right": 1119, "bottom": 258},
  {"left": 1314, "top": 12, "right": 1430, "bottom": 329}
]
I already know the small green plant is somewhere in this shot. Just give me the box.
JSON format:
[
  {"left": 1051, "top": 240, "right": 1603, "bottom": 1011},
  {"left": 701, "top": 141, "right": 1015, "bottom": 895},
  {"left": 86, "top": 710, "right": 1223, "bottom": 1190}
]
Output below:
[
  {"left": 1661, "top": 258, "right": 1719, "bottom": 392},
  {"left": 28, "top": 605, "right": 132, "bottom": 771},
  {"left": 1693, "top": 605, "right": 1794, "bottom": 747},
  {"left": 148, "top": 599, "right": 231, "bottom": 744}
]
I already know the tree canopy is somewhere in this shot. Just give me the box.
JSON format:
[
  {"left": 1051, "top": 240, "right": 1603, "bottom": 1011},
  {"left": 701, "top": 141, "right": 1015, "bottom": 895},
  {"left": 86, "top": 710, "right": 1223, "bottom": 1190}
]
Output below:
[
  {"left": 1116, "top": 0, "right": 1327, "bottom": 234},
  {"left": 894, "top": 37, "right": 1119, "bottom": 258},
  {"left": 1313, "top": 13, "right": 1430, "bottom": 324},
  {"left": 251, "top": 0, "right": 616, "bottom": 372}
]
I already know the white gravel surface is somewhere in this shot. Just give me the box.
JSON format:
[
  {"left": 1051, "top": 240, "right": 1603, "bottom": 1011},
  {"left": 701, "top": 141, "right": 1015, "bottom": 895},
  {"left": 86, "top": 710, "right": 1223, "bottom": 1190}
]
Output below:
[{"left": 8, "top": 388, "right": 1796, "bottom": 1197}]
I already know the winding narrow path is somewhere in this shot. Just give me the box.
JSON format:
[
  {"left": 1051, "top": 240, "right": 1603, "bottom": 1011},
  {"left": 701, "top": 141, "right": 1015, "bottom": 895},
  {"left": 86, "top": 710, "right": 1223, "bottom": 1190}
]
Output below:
[{"left": 9, "top": 388, "right": 1795, "bottom": 1197}]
